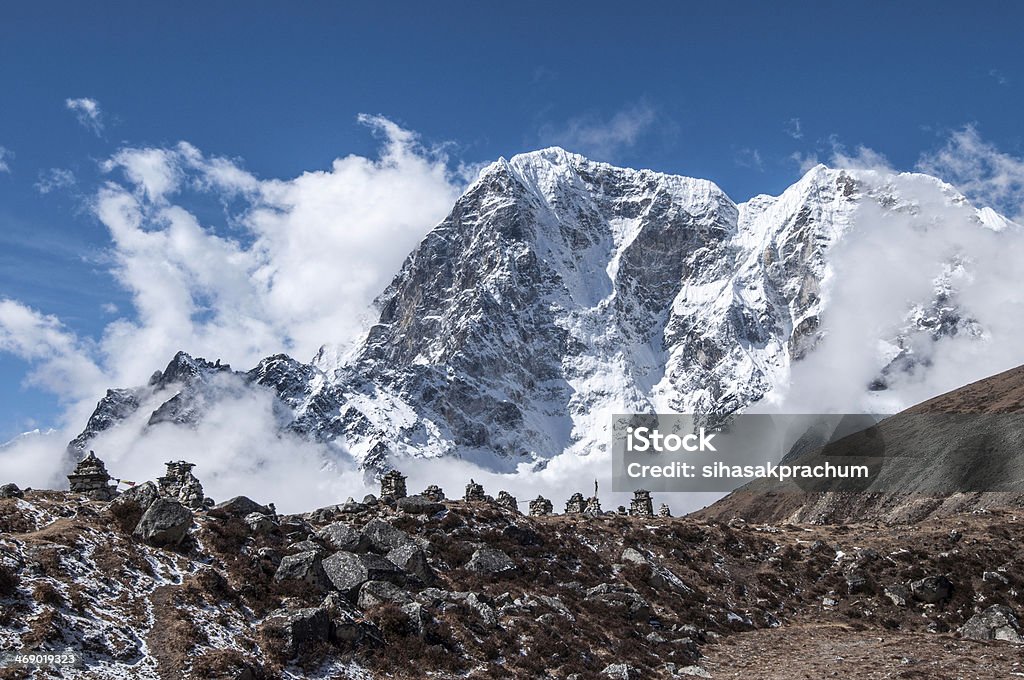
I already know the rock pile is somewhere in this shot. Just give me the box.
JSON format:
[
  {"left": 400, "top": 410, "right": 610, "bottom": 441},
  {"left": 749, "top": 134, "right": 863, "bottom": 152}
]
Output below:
[
  {"left": 380, "top": 470, "right": 407, "bottom": 499},
  {"left": 629, "top": 490, "right": 653, "bottom": 517},
  {"left": 529, "top": 495, "right": 553, "bottom": 516},
  {"left": 67, "top": 451, "right": 117, "bottom": 500},
  {"left": 157, "top": 460, "right": 208, "bottom": 509}
]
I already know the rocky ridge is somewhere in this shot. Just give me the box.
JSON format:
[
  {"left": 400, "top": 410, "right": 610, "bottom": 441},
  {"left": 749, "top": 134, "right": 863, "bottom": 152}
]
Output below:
[{"left": 1, "top": 470, "right": 1023, "bottom": 678}]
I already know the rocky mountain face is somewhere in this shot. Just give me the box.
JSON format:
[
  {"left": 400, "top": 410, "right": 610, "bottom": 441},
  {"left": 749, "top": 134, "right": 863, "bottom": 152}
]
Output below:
[
  {"left": 67, "top": 149, "right": 1015, "bottom": 472},
  {"left": 1, "top": 478, "right": 1022, "bottom": 678}
]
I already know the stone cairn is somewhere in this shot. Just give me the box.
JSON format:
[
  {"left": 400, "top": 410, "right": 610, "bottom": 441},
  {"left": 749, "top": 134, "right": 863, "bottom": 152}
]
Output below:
[
  {"left": 380, "top": 469, "right": 407, "bottom": 499},
  {"left": 464, "top": 479, "right": 486, "bottom": 502},
  {"left": 496, "top": 491, "right": 518, "bottom": 513},
  {"left": 158, "top": 461, "right": 207, "bottom": 510},
  {"left": 565, "top": 492, "right": 587, "bottom": 514},
  {"left": 422, "top": 484, "right": 445, "bottom": 502},
  {"left": 658, "top": 503, "right": 672, "bottom": 517},
  {"left": 529, "top": 495, "right": 553, "bottom": 516},
  {"left": 629, "top": 489, "right": 654, "bottom": 518},
  {"left": 67, "top": 451, "right": 116, "bottom": 501}
]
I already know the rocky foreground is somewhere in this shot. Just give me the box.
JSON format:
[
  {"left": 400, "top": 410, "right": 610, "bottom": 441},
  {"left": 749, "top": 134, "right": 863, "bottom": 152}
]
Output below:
[{"left": 0, "top": 485, "right": 1023, "bottom": 679}]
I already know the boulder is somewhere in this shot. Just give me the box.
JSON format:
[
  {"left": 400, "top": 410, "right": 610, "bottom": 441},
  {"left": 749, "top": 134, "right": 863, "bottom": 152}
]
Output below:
[
  {"left": 361, "top": 519, "right": 415, "bottom": 553},
  {"left": 466, "top": 548, "right": 517, "bottom": 575},
  {"left": 318, "top": 522, "right": 371, "bottom": 553},
  {"left": 340, "top": 499, "right": 369, "bottom": 514},
  {"left": 357, "top": 580, "right": 414, "bottom": 609},
  {"left": 960, "top": 605, "right": 1023, "bottom": 643},
  {"left": 386, "top": 543, "right": 435, "bottom": 585},
  {"left": 286, "top": 540, "right": 323, "bottom": 554},
  {"left": 465, "top": 592, "right": 497, "bottom": 628},
  {"left": 322, "top": 592, "right": 381, "bottom": 644},
  {"left": 132, "top": 498, "right": 192, "bottom": 547},
  {"left": 397, "top": 495, "right": 444, "bottom": 515},
  {"left": 244, "top": 512, "right": 276, "bottom": 534},
  {"left": 214, "top": 496, "right": 272, "bottom": 517},
  {"left": 910, "top": 575, "right": 953, "bottom": 604},
  {"left": 401, "top": 601, "right": 428, "bottom": 637},
  {"left": 883, "top": 584, "right": 910, "bottom": 607},
  {"left": 111, "top": 481, "right": 159, "bottom": 512},
  {"left": 620, "top": 548, "right": 647, "bottom": 564},
  {"left": 322, "top": 551, "right": 405, "bottom": 597},
  {"left": 260, "top": 607, "right": 330, "bottom": 658},
  {"left": 0, "top": 483, "right": 23, "bottom": 499},
  {"left": 585, "top": 583, "right": 650, "bottom": 621},
  {"left": 274, "top": 551, "right": 328, "bottom": 589}
]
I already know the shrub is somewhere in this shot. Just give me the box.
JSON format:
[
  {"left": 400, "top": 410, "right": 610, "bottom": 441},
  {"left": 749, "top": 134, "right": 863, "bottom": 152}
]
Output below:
[
  {"left": 32, "top": 582, "right": 63, "bottom": 607},
  {"left": 0, "top": 563, "right": 19, "bottom": 597}
]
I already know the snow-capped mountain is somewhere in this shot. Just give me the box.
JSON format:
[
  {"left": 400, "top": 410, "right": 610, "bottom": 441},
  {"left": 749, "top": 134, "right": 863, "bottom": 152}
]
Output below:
[{"left": 68, "top": 148, "right": 1018, "bottom": 471}]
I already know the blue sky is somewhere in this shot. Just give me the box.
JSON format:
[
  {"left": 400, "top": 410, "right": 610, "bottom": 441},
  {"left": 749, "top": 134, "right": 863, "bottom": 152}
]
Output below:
[{"left": 1, "top": 1, "right": 1023, "bottom": 440}]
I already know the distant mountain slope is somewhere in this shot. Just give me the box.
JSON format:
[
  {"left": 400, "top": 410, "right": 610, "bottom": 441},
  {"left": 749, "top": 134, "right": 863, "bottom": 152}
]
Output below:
[
  {"left": 68, "top": 149, "right": 1019, "bottom": 473},
  {"left": 699, "top": 364, "right": 1024, "bottom": 524}
]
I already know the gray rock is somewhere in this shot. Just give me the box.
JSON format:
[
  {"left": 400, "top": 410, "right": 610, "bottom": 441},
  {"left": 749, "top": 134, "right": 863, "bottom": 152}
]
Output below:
[
  {"left": 602, "top": 663, "right": 636, "bottom": 679},
  {"left": 357, "top": 580, "right": 414, "bottom": 609},
  {"left": 401, "top": 601, "right": 428, "bottom": 637},
  {"left": 260, "top": 607, "right": 330, "bottom": 658},
  {"left": 0, "top": 483, "right": 23, "bottom": 499},
  {"left": 959, "top": 605, "right": 1023, "bottom": 643},
  {"left": 466, "top": 548, "right": 516, "bottom": 575},
  {"left": 361, "top": 519, "right": 414, "bottom": 552},
  {"left": 466, "top": 592, "right": 497, "bottom": 628},
  {"left": 386, "top": 543, "right": 435, "bottom": 585},
  {"left": 396, "top": 494, "right": 444, "bottom": 515},
  {"left": 110, "top": 481, "right": 159, "bottom": 512},
  {"left": 286, "top": 540, "right": 323, "bottom": 554},
  {"left": 214, "top": 496, "right": 272, "bottom": 517},
  {"left": 132, "top": 497, "right": 192, "bottom": 547},
  {"left": 983, "top": 571, "right": 1010, "bottom": 585},
  {"left": 322, "top": 592, "right": 381, "bottom": 644},
  {"left": 910, "top": 575, "right": 953, "bottom": 603},
  {"left": 244, "top": 512, "right": 276, "bottom": 534},
  {"left": 585, "top": 583, "right": 650, "bottom": 621},
  {"left": 845, "top": 569, "right": 867, "bottom": 594},
  {"left": 537, "top": 594, "right": 575, "bottom": 621},
  {"left": 322, "top": 551, "right": 406, "bottom": 597},
  {"left": 620, "top": 548, "right": 647, "bottom": 564},
  {"left": 274, "top": 551, "right": 328, "bottom": 589},
  {"left": 883, "top": 584, "right": 910, "bottom": 607},
  {"left": 362, "top": 494, "right": 379, "bottom": 506},
  {"left": 318, "top": 522, "right": 371, "bottom": 553},
  {"left": 340, "top": 500, "right": 369, "bottom": 514}
]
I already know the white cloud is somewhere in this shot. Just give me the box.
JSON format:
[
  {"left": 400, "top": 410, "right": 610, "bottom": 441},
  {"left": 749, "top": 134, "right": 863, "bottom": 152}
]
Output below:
[
  {"left": 734, "top": 147, "right": 764, "bottom": 171},
  {"left": 65, "top": 97, "right": 104, "bottom": 135},
  {"left": 539, "top": 101, "right": 658, "bottom": 160},
  {"left": 827, "top": 136, "right": 893, "bottom": 172},
  {"left": 789, "top": 151, "right": 820, "bottom": 174},
  {"left": 0, "top": 115, "right": 466, "bottom": 505},
  {"left": 35, "top": 168, "right": 76, "bottom": 194},
  {"left": 0, "top": 299, "right": 105, "bottom": 401},
  {"left": 918, "top": 125, "right": 1024, "bottom": 221},
  {"left": 0, "top": 146, "right": 13, "bottom": 173},
  {"left": 786, "top": 117, "right": 803, "bottom": 139},
  {"left": 762, "top": 170, "right": 1024, "bottom": 418}
]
